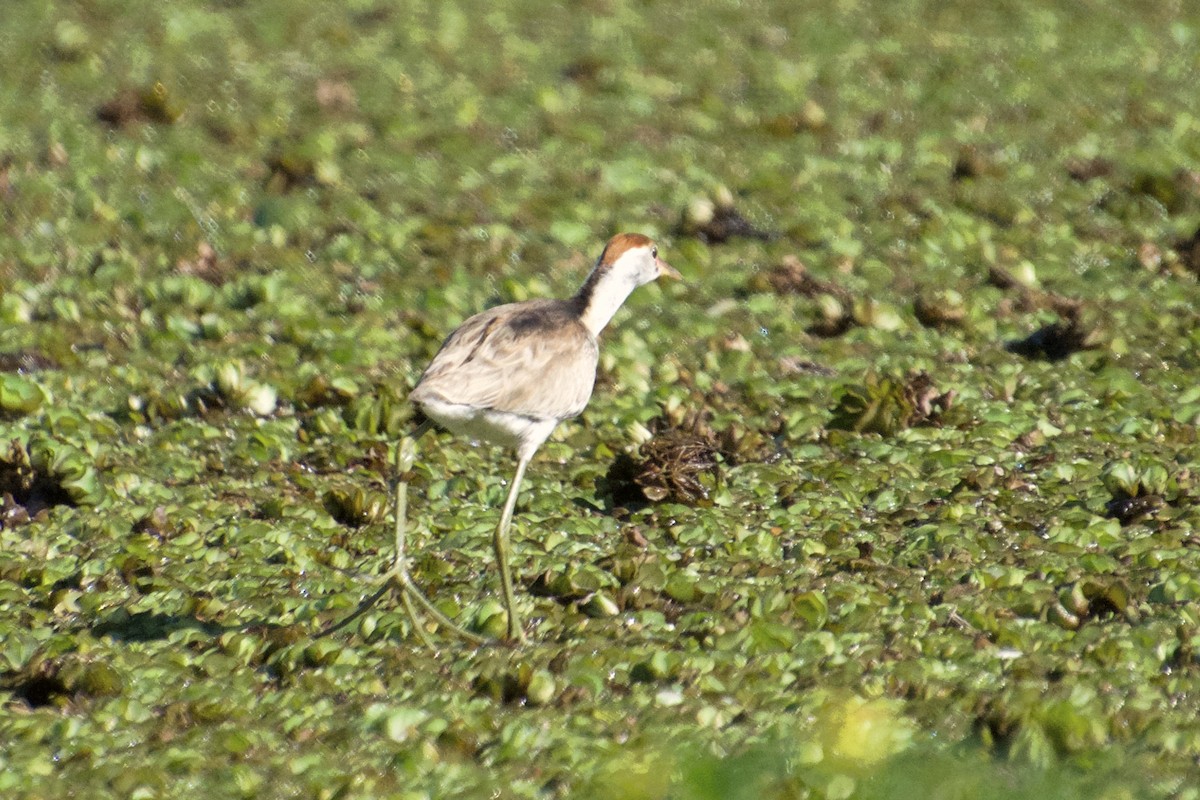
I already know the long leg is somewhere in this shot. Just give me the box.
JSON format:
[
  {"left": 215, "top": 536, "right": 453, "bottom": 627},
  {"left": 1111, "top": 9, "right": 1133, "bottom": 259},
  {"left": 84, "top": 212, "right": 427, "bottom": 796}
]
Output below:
[
  {"left": 389, "top": 421, "right": 486, "bottom": 644},
  {"left": 319, "top": 420, "right": 485, "bottom": 645},
  {"left": 390, "top": 421, "right": 430, "bottom": 576},
  {"left": 318, "top": 422, "right": 429, "bottom": 640},
  {"left": 495, "top": 454, "right": 531, "bottom": 642}
]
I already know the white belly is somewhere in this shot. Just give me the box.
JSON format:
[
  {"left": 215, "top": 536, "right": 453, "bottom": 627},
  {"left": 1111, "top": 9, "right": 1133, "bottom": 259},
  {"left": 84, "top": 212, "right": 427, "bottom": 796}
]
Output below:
[{"left": 418, "top": 398, "right": 559, "bottom": 457}]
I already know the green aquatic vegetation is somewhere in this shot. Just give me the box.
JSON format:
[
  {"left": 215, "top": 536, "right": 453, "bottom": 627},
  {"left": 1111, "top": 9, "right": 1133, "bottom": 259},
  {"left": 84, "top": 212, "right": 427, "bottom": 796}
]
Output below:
[{"left": 2, "top": 0, "right": 1200, "bottom": 797}]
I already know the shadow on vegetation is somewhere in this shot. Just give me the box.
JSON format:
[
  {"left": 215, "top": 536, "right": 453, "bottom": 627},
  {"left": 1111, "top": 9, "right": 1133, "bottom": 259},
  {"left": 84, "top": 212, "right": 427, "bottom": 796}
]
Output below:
[
  {"left": 1004, "top": 312, "right": 1100, "bottom": 361},
  {"left": 676, "top": 187, "right": 778, "bottom": 244},
  {"left": 2, "top": 655, "right": 125, "bottom": 710},
  {"left": 89, "top": 609, "right": 311, "bottom": 648},
  {"left": 0, "top": 440, "right": 75, "bottom": 523},
  {"left": 91, "top": 610, "right": 225, "bottom": 642}
]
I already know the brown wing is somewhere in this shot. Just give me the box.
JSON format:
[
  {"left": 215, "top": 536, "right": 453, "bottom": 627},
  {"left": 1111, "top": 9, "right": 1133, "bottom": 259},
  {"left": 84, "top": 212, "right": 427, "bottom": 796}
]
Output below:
[{"left": 410, "top": 299, "right": 598, "bottom": 421}]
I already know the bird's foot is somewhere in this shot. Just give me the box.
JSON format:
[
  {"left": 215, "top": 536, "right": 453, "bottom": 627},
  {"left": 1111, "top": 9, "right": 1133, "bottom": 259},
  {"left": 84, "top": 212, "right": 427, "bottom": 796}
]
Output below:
[{"left": 394, "top": 570, "right": 489, "bottom": 646}]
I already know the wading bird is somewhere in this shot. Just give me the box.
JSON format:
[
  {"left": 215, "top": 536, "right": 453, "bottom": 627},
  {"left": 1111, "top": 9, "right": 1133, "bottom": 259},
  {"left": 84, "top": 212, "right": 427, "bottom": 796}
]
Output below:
[{"left": 367, "top": 233, "right": 679, "bottom": 644}]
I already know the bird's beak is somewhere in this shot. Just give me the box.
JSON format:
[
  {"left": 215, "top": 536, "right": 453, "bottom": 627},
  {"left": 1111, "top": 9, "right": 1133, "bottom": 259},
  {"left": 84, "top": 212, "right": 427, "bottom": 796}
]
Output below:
[{"left": 656, "top": 256, "right": 682, "bottom": 281}]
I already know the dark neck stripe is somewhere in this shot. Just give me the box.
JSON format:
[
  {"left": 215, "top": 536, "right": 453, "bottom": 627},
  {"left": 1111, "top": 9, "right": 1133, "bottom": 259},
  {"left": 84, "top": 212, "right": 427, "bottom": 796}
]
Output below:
[{"left": 571, "top": 260, "right": 612, "bottom": 315}]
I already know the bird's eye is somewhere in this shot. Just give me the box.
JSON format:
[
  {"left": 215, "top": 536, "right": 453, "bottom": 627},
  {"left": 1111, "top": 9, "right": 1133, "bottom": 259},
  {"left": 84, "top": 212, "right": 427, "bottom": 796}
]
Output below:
[{"left": 651, "top": 247, "right": 658, "bottom": 258}]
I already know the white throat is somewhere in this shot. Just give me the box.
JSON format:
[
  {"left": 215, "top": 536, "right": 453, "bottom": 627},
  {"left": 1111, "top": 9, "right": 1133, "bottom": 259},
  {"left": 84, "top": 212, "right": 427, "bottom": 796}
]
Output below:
[{"left": 576, "top": 267, "right": 637, "bottom": 336}]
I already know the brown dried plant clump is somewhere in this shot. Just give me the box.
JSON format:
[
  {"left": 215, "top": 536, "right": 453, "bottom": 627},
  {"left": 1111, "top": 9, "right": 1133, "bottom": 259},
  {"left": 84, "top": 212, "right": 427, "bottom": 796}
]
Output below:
[
  {"left": 0, "top": 440, "right": 73, "bottom": 525},
  {"left": 951, "top": 145, "right": 994, "bottom": 181},
  {"left": 759, "top": 255, "right": 851, "bottom": 300},
  {"left": 986, "top": 265, "right": 1102, "bottom": 361},
  {"left": 913, "top": 292, "right": 967, "bottom": 329},
  {"left": 175, "top": 241, "right": 231, "bottom": 286},
  {"left": 95, "top": 83, "right": 182, "bottom": 127},
  {"left": 634, "top": 430, "right": 720, "bottom": 503},
  {"left": 1005, "top": 302, "right": 1101, "bottom": 362},
  {"left": 606, "top": 407, "right": 772, "bottom": 507},
  {"left": 1065, "top": 156, "right": 1114, "bottom": 182},
  {"left": 604, "top": 399, "right": 784, "bottom": 507},
  {"left": 679, "top": 187, "right": 777, "bottom": 244},
  {"left": 828, "top": 371, "right": 957, "bottom": 436},
  {"left": 0, "top": 350, "right": 59, "bottom": 373},
  {"left": 1105, "top": 494, "right": 1165, "bottom": 526},
  {"left": 315, "top": 79, "right": 357, "bottom": 113},
  {"left": 1175, "top": 226, "right": 1200, "bottom": 276},
  {"left": 752, "top": 255, "right": 860, "bottom": 338}
]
